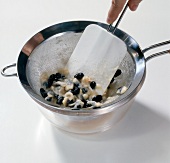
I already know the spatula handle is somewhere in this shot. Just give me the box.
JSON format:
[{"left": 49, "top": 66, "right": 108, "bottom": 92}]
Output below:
[{"left": 108, "top": 3, "right": 128, "bottom": 33}]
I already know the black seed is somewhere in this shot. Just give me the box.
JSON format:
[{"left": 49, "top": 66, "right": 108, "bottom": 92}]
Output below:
[
  {"left": 54, "top": 73, "right": 61, "bottom": 81},
  {"left": 77, "top": 105, "right": 81, "bottom": 108},
  {"left": 110, "top": 69, "right": 122, "bottom": 84},
  {"left": 57, "top": 96, "right": 64, "bottom": 105},
  {"left": 82, "top": 88, "right": 88, "bottom": 94},
  {"left": 47, "top": 78, "right": 53, "bottom": 88},
  {"left": 74, "top": 83, "right": 79, "bottom": 88},
  {"left": 40, "top": 88, "right": 47, "bottom": 98},
  {"left": 46, "top": 97, "right": 52, "bottom": 102},
  {"left": 40, "top": 88, "right": 46, "bottom": 93},
  {"left": 96, "top": 95, "right": 102, "bottom": 102},
  {"left": 71, "top": 87, "right": 80, "bottom": 95},
  {"left": 49, "top": 74, "right": 55, "bottom": 80},
  {"left": 68, "top": 99, "right": 74, "bottom": 104},
  {"left": 90, "top": 81, "right": 96, "bottom": 89},
  {"left": 93, "top": 106, "right": 101, "bottom": 109},
  {"left": 114, "top": 69, "right": 122, "bottom": 78},
  {"left": 92, "top": 95, "right": 102, "bottom": 102},
  {"left": 67, "top": 100, "right": 74, "bottom": 105},
  {"left": 82, "top": 99, "right": 87, "bottom": 108},
  {"left": 55, "top": 73, "right": 62, "bottom": 79},
  {"left": 74, "top": 73, "right": 84, "bottom": 80},
  {"left": 67, "top": 99, "right": 74, "bottom": 106},
  {"left": 86, "top": 103, "right": 92, "bottom": 107},
  {"left": 54, "top": 94, "right": 59, "bottom": 99},
  {"left": 92, "top": 96, "right": 96, "bottom": 101}
]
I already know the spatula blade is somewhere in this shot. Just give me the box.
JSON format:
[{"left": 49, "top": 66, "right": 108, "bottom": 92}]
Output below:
[{"left": 66, "top": 24, "right": 127, "bottom": 95}]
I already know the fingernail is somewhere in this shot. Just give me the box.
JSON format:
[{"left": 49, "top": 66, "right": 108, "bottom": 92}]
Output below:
[{"left": 131, "top": 4, "right": 138, "bottom": 11}]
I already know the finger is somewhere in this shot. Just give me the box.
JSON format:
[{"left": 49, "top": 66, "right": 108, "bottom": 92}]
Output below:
[
  {"left": 128, "top": 0, "right": 142, "bottom": 11},
  {"left": 107, "top": 0, "right": 126, "bottom": 24}
]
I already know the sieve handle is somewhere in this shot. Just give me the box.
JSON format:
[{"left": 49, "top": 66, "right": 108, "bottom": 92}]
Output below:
[
  {"left": 1, "top": 63, "right": 17, "bottom": 77},
  {"left": 142, "top": 40, "right": 170, "bottom": 62},
  {"left": 145, "top": 50, "right": 170, "bottom": 62},
  {"left": 142, "top": 40, "right": 170, "bottom": 53}
]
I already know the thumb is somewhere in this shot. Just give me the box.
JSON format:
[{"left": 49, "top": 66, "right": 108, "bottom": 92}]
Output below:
[{"left": 128, "top": 0, "right": 142, "bottom": 11}]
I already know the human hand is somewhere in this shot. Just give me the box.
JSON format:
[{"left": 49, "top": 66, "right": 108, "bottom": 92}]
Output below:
[{"left": 107, "top": 0, "right": 142, "bottom": 24}]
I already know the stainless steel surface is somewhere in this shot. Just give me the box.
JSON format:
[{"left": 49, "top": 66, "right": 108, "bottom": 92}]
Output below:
[
  {"left": 38, "top": 98, "right": 134, "bottom": 134},
  {"left": 1, "top": 63, "right": 17, "bottom": 77}
]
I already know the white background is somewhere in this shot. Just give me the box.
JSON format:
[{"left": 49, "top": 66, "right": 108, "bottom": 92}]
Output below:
[{"left": 0, "top": 0, "right": 170, "bottom": 163}]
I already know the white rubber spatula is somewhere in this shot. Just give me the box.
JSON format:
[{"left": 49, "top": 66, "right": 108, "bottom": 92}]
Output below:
[{"left": 66, "top": 4, "right": 128, "bottom": 95}]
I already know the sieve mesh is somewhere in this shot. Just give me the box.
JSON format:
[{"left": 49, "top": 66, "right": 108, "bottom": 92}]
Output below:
[{"left": 26, "top": 32, "right": 136, "bottom": 100}]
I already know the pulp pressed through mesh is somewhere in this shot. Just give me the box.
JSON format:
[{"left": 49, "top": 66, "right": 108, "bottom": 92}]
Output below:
[{"left": 26, "top": 32, "right": 136, "bottom": 104}]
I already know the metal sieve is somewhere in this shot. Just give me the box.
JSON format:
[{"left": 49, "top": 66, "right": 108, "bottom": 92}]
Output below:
[
  {"left": 26, "top": 32, "right": 135, "bottom": 101},
  {"left": 20, "top": 21, "right": 140, "bottom": 114},
  {"left": 1, "top": 21, "right": 170, "bottom": 134}
]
